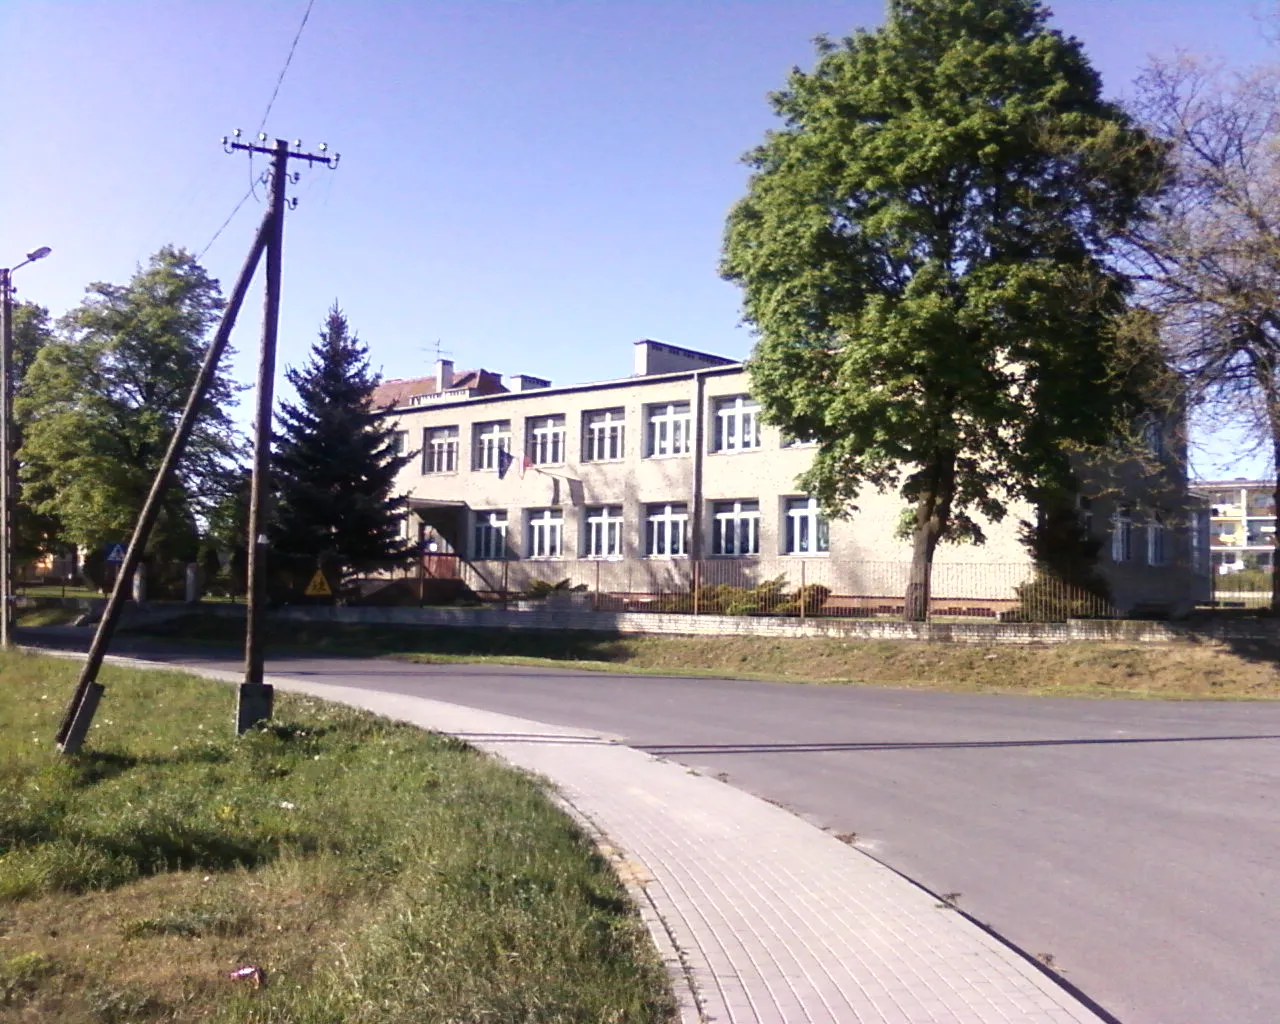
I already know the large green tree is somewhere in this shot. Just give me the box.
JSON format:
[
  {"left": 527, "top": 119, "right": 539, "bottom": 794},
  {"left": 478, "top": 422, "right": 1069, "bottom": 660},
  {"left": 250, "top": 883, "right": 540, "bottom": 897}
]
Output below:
[
  {"left": 9, "top": 302, "right": 63, "bottom": 562},
  {"left": 16, "top": 247, "right": 241, "bottom": 565},
  {"left": 271, "top": 304, "right": 414, "bottom": 577},
  {"left": 721, "top": 0, "right": 1166, "bottom": 619}
]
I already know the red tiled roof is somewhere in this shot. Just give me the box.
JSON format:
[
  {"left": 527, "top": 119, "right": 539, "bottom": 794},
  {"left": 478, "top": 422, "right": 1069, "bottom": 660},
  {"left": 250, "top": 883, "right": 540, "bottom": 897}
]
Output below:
[{"left": 371, "top": 369, "right": 508, "bottom": 409}]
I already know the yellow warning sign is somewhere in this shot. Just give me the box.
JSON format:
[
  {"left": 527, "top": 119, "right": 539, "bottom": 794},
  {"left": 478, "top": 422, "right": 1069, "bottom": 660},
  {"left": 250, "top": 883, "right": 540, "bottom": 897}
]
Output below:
[{"left": 304, "top": 570, "right": 332, "bottom": 597}]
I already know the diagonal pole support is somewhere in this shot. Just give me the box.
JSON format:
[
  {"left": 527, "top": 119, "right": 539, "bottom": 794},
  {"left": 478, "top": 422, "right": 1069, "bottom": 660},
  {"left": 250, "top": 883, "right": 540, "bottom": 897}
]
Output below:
[{"left": 55, "top": 214, "right": 272, "bottom": 754}]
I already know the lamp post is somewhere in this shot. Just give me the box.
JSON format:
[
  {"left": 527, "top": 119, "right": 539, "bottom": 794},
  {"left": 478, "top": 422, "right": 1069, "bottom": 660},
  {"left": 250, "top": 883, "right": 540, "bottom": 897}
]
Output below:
[{"left": 0, "top": 246, "right": 52, "bottom": 647}]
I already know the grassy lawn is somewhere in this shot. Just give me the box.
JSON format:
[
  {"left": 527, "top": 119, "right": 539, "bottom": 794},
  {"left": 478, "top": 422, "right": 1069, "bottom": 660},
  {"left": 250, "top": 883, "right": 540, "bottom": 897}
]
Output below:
[
  {"left": 129, "top": 612, "right": 1280, "bottom": 699},
  {"left": 0, "top": 651, "right": 674, "bottom": 1023}
]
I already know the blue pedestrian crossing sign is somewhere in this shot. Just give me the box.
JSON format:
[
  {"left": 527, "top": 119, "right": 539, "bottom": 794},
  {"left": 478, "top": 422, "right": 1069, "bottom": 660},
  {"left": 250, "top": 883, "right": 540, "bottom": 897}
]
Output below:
[{"left": 104, "top": 542, "right": 126, "bottom": 564}]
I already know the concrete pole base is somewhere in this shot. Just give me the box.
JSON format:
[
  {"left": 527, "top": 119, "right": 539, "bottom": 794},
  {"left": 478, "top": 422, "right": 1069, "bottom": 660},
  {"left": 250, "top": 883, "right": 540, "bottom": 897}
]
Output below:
[
  {"left": 236, "top": 682, "right": 274, "bottom": 735},
  {"left": 57, "top": 682, "right": 105, "bottom": 755}
]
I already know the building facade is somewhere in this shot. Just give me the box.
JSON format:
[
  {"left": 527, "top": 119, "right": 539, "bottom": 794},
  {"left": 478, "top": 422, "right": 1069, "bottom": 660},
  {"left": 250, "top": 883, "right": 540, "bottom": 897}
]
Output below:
[
  {"left": 376, "top": 340, "right": 1204, "bottom": 616},
  {"left": 1192, "top": 479, "right": 1277, "bottom": 574}
]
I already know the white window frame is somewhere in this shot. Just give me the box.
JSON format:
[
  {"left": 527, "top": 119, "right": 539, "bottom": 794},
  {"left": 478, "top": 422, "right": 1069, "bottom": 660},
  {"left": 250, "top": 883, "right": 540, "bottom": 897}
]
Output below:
[
  {"left": 423, "top": 426, "right": 459, "bottom": 474},
  {"left": 473, "top": 510, "right": 508, "bottom": 560},
  {"left": 645, "top": 402, "right": 692, "bottom": 458},
  {"left": 527, "top": 415, "right": 566, "bottom": 466},
  {"left": 526, "top": 508, "right": 564, "bottom": 558},
  {"left": 1111, "top": 506, "right": 1133, "bottom": 563},
  {"left": 785, "top": 497, "right": 829, "bottom": 554},
  {"left": 646, "top": 502, "right": 689, "bottom": 557},
  {"left": 712, "top": 500, "right": 760, "bottom": 556},
  {"left": 584, "top": 409, "right": 626, "bottom": 462},
  {"left": 584, "top": 505, "right": 624, "bottom": 558},
  {"left": 713, "top": 395, "right": 761, "bottom": 452},
  {"left": 1147, "top": 514, "right": 1167, "bottom": 567},
  {"left": 473, "top": 421, "right": 512, "bottom": 472}
]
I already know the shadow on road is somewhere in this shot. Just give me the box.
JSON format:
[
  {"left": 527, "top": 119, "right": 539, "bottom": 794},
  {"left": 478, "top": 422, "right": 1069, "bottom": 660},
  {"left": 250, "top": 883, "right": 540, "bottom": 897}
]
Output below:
[{"left": 638, "top": 733, "right": 1280, "bottom": 756}]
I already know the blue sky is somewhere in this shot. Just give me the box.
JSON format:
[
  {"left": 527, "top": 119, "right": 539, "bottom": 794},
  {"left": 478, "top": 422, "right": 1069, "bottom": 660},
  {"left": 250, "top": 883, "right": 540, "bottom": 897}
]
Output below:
[{"left": 2, "top": 0, "right": 1274, "bottom": 478}]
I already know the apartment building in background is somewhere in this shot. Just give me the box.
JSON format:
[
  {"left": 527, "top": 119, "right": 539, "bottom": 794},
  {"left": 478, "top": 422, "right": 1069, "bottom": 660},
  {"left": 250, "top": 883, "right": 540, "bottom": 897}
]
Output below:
[
  {"left": 374, "top": 340, "right": 1206, "bottom": 616},
  {"left": 1192, "top": 479, "right": 1277, "bottom": 574}
]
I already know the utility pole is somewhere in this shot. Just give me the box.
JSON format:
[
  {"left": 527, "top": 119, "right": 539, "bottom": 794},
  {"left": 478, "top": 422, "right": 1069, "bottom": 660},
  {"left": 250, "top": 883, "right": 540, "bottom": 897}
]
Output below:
[
  {"left": 223, "top": 132, "right": 339, "bottom": 733},
  {"left": 0, "top": 246, "right": 52, "bottom": 649}
]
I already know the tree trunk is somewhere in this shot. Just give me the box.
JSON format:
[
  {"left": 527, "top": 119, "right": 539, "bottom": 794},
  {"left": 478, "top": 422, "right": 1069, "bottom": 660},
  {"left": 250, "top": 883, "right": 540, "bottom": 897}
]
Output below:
[
  {"left": 1260, "top": 363, "right": 1280, "bottom": 616},
  {"left": 904, "top": 450, "right": 956, "bottom": 622}
]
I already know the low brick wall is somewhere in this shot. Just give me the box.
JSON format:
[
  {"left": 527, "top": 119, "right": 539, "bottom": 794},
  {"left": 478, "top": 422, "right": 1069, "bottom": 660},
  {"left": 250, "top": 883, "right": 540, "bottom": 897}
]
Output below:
[{"left": 190, "top": 602, "right": 1280, "bottom": 645}]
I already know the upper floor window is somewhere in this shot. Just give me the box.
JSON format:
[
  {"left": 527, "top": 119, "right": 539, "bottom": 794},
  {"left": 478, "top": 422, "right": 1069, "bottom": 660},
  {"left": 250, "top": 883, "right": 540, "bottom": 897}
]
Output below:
[
  {"left": 527, "top": 415, "right": 566, "bottom": 465},
  {"left": 1143, "top": 419, "right": 1165, "bottom": 459},
  {"left": 1077, "top": 495, "right": 1094, "bottom": 535},
  {"left": 584, "top": 408, "right": 625, "bottom": 462},
  {"left": 423, "top": 426, "right": 459, "bottom": 474},
  {"left": 713, "top": 396, "right": 761, "bottom": 452},
  {"left": 527, "top": 508, "right": 564, "bottom": 558},
  {"left": 782, "top": 431, "right": 819, "bottom": 448},
  {"left": 391, "top": 430, "right": 408, "bottom": 456},
  {"left": 473, "top": 510, "right": 508, "bottom": 560},
  {"left": 473, "top": 421, "right": 511, "bottom": 472},
  {"left": 646, "top": 502, "right": 688, "bottom": 557},
  {"left": 1111, "top": 505, "right": 1133, "bottom": 563},
  {"left": 584, "top": 505, "right": 624, "bottom": 558},
  {"left": 785, "top": 497, "right": 829, "bottom": 554},
  {"left": 646, "top": 402, "right": 691, "bottom": 458},
  {"left": 712, "top": 500, "right": 760, "bottom": 556}
]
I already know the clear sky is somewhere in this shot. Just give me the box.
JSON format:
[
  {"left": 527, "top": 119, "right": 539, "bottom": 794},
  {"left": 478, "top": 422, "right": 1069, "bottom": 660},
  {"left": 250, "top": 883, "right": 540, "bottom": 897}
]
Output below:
[{"left": 2, "top": 0, "right": 1275, "bottom": 478}]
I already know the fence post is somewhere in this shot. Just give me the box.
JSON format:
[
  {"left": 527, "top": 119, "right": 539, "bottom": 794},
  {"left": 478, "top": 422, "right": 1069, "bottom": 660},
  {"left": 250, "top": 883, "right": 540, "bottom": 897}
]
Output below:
[
  {"left": 692, "top": 561, "right": 700, "bottom": 615},
  {"left": 799, "top": 560, "right": 807, "bottom": 622},
  {"left": 501, "top": 559, "right": 509, "bottom": 610},
  {"left": 594, "top": 559, "right": 601, "bottom": 611}
]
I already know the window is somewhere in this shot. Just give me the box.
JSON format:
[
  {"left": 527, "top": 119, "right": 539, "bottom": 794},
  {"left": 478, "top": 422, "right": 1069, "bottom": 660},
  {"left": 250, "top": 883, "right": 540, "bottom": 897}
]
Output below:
[
  {"left": 712, "top": 500, "right": 760, "bottom": 556},
  {"left": 646, "top": 503, "right": 688, "bottom": 557},
  {"left": 527, "top": 415, "right": 566, "bottom": 465},
  {"left": 1111, "top": 505, "right": 1133, "bottom": 563},
  {"left": 1147, "top": 514, "right": 1167, "bottom": 566},
  {"left": 526, "top": 509, "right": 563, "bottom": 558},
  {"left": 584, "top": 409, "right": 625, "bottom": 462},
  {"left": 472, "top": 510, "right": 508, "bottom": 560},
  {"left": 1143, "top": 419, "right": 1165, "bottom": 459},
  {"left": 423, "top": 426, "right": 459, "bottom": 473},
  {"left": 392, "top": 430, "right": 408, "bottom": 456},
  {"left": 1077, "top": 495, "right": 1094, "bottom": 535},
  {"left": 785, "top": 497, "right": 829, "bottom": 554},
  {"left": 1247, "top": 522, "right": 1275, "bottom": 546},
  {"left": 473, "top": 421, "right": 511, "bottom": 471},
  {"left": 645, "top": 402, "right": 691, "bottom": 457},
  {"left": 782, "top": 432, "right": 818, "bottom": 448},
  {"left": 713, "top": 396, "right": 761, "bottom": 452},
  {"left": 584, "top": 506, "right": 624, "bottom": 558}
]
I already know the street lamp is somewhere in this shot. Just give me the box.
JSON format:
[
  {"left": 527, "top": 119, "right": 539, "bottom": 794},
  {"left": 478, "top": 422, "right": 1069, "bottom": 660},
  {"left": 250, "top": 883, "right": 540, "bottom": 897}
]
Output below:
[{"left": 0, "top": 246, "right": 52, "bottom": 647}]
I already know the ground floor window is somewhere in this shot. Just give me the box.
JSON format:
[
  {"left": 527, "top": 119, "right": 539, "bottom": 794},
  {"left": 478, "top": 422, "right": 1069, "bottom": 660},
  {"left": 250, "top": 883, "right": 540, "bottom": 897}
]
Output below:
[
  {"left": 1146, "top": 515, "right": 1167, "bottom": 567},
  {"left": 785, "top": 497, "right": 829, "bottom": 554},
  {"left": 712, "top": 500, "right": 760, "bottom": 556},
  {"left": 584, "top": 506, "right": 624, "bottom": 558},
  {"left": 473, "top": 510, "right": 508, "bottom": 560},
  {"left": 1111, "top": 506, "right": 1133, "bottom": 563},
  {"left": 527, "top": 509, "right": 564, "bottom": 558},
  {"left": 646, "top": 503, "right": 688, "bottom": 557}
]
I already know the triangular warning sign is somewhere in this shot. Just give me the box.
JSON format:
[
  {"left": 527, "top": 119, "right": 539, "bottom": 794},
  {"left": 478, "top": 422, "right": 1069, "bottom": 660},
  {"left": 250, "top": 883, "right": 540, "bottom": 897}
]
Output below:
[{"left": 304, "top": 570, "right": 332, "bottom": 597}]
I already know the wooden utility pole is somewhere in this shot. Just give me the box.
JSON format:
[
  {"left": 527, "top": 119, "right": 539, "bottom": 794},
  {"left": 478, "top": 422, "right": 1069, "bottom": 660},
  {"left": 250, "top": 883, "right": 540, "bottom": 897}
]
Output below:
[{"left": 224, "top": 133, "right": 339, "bottom": 733}]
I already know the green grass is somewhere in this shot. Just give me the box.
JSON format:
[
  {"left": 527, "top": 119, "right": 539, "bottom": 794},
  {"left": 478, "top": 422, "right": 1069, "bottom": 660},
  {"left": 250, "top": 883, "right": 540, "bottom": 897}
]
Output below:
[
  {"left": 0, "top": 651, "right": 674, "bottom": 1023},
  {"left": 133, "top": 612, "right": 1280, "bottom": 700}
]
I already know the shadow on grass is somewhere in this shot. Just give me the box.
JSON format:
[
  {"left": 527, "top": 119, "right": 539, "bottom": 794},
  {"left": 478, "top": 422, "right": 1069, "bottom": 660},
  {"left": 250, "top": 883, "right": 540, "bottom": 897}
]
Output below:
[
  {"left": 66, "top": 746, "right": 232, "bottom": 789},
  {"left": 137, "top": 614, "right": 634, "bottom": 664}
]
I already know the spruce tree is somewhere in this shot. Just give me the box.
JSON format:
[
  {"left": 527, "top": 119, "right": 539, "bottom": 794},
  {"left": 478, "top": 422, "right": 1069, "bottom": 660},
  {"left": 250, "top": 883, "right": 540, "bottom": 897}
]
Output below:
[{"left": 272, "top": 304, "right": 414, "bottom": 575}]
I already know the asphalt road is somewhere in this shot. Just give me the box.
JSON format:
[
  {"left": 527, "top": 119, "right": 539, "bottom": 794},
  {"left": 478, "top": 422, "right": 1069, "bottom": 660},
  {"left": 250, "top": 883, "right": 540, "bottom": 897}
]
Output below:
[{"left": 29, "top": 630, "right": 1280, "bottom": 1024}]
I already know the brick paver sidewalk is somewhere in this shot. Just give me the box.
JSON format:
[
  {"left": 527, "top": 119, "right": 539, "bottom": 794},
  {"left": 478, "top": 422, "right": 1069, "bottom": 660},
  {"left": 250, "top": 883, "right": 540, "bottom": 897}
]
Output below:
[{"left": 260, "top": 675, "right": 1106, "bottom": 1024}]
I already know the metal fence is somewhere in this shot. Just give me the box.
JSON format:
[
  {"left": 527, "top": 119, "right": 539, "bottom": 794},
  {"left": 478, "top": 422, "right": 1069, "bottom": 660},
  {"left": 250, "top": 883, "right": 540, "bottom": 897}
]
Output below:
[
  {"left": 1208, "top": 568, "right": 1276, "bottom": 610},
  {"left": 449, "top": 557, "right": 1121, "bottom": 622}
]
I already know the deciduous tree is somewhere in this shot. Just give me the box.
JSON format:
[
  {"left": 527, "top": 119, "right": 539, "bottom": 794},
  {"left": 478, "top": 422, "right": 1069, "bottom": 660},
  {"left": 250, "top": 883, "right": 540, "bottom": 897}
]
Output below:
[
  {"left": 16, "top": 247, "right": 241, "bottom": 566},
  {"left": 721, "top": 0, "right": 1165, "bottom": 619}
]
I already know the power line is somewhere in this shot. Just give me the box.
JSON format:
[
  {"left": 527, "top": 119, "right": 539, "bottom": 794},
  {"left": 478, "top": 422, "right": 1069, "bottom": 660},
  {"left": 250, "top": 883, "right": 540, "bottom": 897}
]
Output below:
[
  {"left": 197, "top": 185, "right": 257, "bottom": 260},
  {"left": 257, "top": 0, "right": 317, "bottom": 135}
]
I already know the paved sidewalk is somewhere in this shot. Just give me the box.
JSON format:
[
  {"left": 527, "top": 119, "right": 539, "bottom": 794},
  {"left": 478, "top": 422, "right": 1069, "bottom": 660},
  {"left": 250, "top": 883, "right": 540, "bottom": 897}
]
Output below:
[{"left": 262, "top": 674, "right": 1104, "bottom": 1024}]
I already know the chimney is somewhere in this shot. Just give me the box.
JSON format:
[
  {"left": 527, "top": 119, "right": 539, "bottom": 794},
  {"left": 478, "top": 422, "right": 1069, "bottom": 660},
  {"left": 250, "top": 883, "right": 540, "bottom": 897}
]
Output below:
[{"left": 435, "top": 358, "right": 454, "bottom": 392}]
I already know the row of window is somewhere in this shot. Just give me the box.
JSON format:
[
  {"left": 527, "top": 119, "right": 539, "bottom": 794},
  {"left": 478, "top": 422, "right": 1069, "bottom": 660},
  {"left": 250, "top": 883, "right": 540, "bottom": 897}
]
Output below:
[
  {"left": 408, "top": 395, "right": 784, "bottom": 474},
  {"left": 471, "top": 497, "right": 830, "bottom": 560}
]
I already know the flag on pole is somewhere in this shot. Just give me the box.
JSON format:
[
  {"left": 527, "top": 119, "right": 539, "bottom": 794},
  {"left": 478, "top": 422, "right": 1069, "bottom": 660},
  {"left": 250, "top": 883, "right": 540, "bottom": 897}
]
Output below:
[
  {"left": 497, "top": 449, "right": 514, "bottom": 479},
  {"left": 521, "top": 453, "right": 533, "bottom": 478}
]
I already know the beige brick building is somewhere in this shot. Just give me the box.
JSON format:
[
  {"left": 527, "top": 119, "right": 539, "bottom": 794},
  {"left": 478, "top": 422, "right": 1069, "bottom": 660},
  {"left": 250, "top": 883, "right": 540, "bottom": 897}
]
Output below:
[{"left": 375, "top": 340, "right": 1205, "bottom": 617}]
